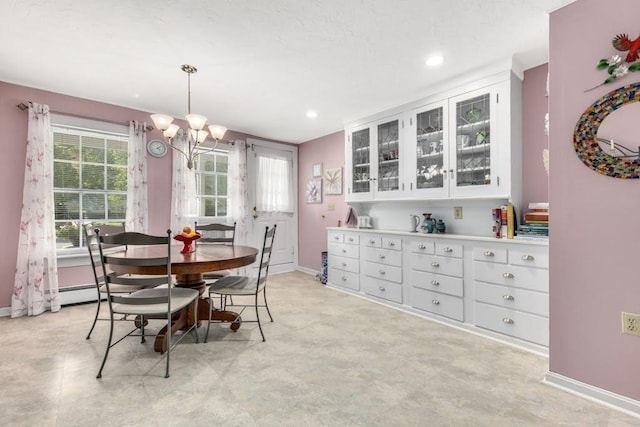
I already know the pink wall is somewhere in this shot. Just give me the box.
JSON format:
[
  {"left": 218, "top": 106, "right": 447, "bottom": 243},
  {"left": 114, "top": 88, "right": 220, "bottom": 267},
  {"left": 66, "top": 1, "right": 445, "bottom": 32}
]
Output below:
[
  {"left": 297, "top": 131, "right": 348, "bottom": 270},
  {"left": 549, "top": 0, "right": 640, "bottom": 400},
  {"left": 522, "top": 64, "right": 549, "bottom": 208}
]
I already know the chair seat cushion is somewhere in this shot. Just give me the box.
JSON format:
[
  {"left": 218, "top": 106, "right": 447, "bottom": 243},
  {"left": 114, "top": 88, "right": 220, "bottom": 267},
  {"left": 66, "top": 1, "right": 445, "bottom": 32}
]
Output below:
[
  {"left": 203, "top": 270, "right": 231, "bottom": 279},
  {"left": 208, "top": 276, "right": 256, "bottom": 295},
  {"left": 112, "top": 287, "right": 199, "bottom": 315}
]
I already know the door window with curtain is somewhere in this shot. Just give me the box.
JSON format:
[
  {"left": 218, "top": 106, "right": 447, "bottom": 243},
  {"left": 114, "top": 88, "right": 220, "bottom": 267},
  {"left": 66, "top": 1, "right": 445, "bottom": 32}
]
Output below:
[{"left": 256, "top": 150, "right": 294, "bottom": 213}]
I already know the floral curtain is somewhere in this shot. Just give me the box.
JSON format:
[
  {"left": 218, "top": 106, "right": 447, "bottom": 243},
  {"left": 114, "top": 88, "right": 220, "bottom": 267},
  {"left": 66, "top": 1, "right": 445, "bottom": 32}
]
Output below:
[
  {"left": 12, "top": 103, "right": 60, "bottom": 317},
  {"left": 170, "top": 131, "right": 197, "bottom": 235},
  {"left": 228, "top": 140, "right": 249, "bottom": 246},
  {"left": 126, "top": 121, "right": 148, "bottom": 232}
]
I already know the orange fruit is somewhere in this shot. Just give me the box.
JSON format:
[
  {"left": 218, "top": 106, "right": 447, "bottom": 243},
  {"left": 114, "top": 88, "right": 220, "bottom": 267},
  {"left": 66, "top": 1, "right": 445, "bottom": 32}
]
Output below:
[{"left": 182, "top": 226, "right": 192, "bottom": 234}]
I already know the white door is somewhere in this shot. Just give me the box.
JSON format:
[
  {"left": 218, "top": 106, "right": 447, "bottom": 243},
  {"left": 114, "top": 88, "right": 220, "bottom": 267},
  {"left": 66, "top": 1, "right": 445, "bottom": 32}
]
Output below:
[{"left": 246, "top": 139, "right": 298, "bottom": 273}]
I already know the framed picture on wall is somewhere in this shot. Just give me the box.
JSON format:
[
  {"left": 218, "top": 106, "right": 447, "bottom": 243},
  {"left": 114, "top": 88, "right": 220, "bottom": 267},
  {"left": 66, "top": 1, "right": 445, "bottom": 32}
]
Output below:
[
  {"left": 323, "top": 167, "right": 342, "bottom": 195},
  {"left": 306, "top": 178, "right": 322, "bottom": 203},
  {"left": 312, "top": 162, "right": 323, "bottom": 177}
]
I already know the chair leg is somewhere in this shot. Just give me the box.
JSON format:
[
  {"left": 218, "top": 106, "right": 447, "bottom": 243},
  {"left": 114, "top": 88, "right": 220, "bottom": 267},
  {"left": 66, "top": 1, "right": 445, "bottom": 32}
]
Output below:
[
  {"left": 255, "top": 293, "right": 265, "bottom": 342},
  {"left": 86, "top": 298, "right": 101, "bottom": 340},
  {"left": 165, "top": 312, "right": 171, "bottom": 378},
  {"left": 192, "top": 298, "right": 200, "bottom": 344},
  {"left": 140, "top": 315, "right": 146, "bottom": 344},
  {"left": 96, "top": 312, "right": 115, "bottom": 379},
  {"left": 205, "top": 293, "right": 213, "bottom": 344},
  {"left": 263, "top": 288, "right": 274, "bottom": 322}
]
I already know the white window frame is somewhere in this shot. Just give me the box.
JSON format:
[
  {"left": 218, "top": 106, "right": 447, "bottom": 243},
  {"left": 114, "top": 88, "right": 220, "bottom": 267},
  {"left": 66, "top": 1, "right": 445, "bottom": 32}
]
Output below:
[{"left": 193, "top": 145, "right": 230, "bottom": 222}]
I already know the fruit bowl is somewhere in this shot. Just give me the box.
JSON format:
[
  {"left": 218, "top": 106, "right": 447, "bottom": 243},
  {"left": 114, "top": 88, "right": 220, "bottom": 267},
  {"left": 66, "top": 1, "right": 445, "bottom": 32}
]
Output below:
[{"left": 173, "top": 231, "right": 201, "bottom": 254}]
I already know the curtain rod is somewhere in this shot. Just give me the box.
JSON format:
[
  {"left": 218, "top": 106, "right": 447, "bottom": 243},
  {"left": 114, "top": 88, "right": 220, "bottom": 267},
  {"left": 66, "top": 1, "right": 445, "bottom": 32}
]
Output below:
[{"left": 16, "top": 102, "right": 155, "bottom": 131}]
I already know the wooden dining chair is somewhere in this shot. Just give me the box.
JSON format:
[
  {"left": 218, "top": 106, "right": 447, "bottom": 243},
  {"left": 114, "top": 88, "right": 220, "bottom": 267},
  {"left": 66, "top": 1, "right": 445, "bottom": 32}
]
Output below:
[
  {"left": 95, "top": 229, "right": 200, "bottom": 379},
  {"left": 195, "top": 221, "right": 237, "bottom": 282},
  {"left": 205, "top": 225, "right": 276, "bottom": 342}
]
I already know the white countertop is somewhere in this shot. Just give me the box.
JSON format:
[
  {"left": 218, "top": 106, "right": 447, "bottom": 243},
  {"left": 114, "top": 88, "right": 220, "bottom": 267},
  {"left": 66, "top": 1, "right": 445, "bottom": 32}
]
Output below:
[{"left": 326, "top": 227, "right": 549, "bottom": 246}]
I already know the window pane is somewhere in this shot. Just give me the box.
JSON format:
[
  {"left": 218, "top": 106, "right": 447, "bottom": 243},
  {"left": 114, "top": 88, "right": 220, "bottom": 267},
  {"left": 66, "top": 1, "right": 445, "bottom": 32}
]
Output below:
[
  {"left": 203, "top": 175, "right": 215, "bottom": 194},
  {"left": 107, "top": 194, "right": 127, "bottom": 219},
  {"left": 107, "top": 166, "right": 127, "bottom": 191},
  {"left": 217, "top": 175, "right": 227, "bottom": 196},
  {"left": 201, "top": 155, "right": 215, "bottom": 172},
  {"left": 53, "top": 133, "right": 80, "bottom": 161},
  {"left": 83, "top": 193, "right": 106, "bottom": 219},
  {"left": 82, "top": 136, "right": 105, "bottom": 163},
  {"left": 216, "top": 155, "right": 228, "bottom": 173},
  {"left": 82, "top": 164, "right": 105, "bottom": 190},
  {"left": 217, "top": 197, "right": 227, "bottom": 216},
  {"left": 54, "top": 161, "right": 80, "bottom": 188},
  {"left": 106, "top": 139, "right": 128, "bottom": 165},
  {"left": 54, "top": 192, "right": 79, "bottom": 220},
  {"left": 202, "top": 197, "right": 216, "bottom": 216},
  {"left": 55, "top": 221, "right": 81, "bottom": 249}
]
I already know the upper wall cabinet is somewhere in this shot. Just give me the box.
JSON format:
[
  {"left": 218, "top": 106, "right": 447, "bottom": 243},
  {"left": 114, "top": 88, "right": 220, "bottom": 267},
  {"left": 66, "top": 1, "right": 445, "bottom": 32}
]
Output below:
[{"left": 345, "top": 70, "right": 522, "bottom": 204}]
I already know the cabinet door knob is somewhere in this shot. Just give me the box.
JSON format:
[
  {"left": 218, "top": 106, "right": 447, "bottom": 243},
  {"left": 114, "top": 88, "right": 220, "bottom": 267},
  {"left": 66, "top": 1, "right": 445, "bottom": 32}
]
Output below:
[
  {"left": 418, "top": 244, "right": 426, "bottom": 250},
  {"left": 431, "top": 262, "right": 440, "bottom": 267},
  {"left": 348, "top": 237, "right": 354, "bottom": 242},
  {"left": 342, "top": 249, "right": 347, "bottom": 253},
  {"left": 379, "top": 270, "right": 386, "bottom": 275},
  {"left": 369, "top": 239, "right": 376, "bottom": 244},
  {"left": 378, "top": 286, "right": 386, "bottom": 292},
  {"left": 432, "top": 299, "right": 440, "bottom": 305},
  {"left": 431, "top": 280, "right": 440, "bottom": 286},
  {"left": 341, "top": 276, "right": 347, "bottom": 281},
  {"left": 388, "top": 242, "right": 395, "bottom": 247},
  {"left": 502, "top": 317, "right": 514, "bottom": 324},
  {"left": 483, "top": 251, "right": 494, "bottom": 257},
  {"left": 521, "top": 254, "right": 534, "bottom": 261},
  {"left": 502, "top": 294, "right": 514, "bottom": 301},
  {"left": 379, "top": 254, "right": 386, "bottom": 259},
  {"left": 443, "top": 247, "right": 453, "bottom": 253},
  {"left": 334, "top": 236, "right": 340, "bottom": 240},
  {"left": 502, "top": 272, "right": 514, "bottom": 279},
  {"left": 341, "top": 262, "right": 347, "bottom": 267}
]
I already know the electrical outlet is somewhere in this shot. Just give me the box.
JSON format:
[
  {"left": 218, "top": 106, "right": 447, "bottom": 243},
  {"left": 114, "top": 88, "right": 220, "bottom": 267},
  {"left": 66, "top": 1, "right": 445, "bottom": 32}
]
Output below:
[
  {"left": 453, "top": 206, "right": 463, "bottom": 219},
  {"left": 622, "top": 312, "right": 640, "bottom": 336}
]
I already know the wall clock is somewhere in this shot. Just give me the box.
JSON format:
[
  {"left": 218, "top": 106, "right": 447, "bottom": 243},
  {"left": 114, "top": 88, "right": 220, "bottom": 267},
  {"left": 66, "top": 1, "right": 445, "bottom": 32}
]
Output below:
[{"left": 147, "top": 139, "right": 168, "bottom": 158}]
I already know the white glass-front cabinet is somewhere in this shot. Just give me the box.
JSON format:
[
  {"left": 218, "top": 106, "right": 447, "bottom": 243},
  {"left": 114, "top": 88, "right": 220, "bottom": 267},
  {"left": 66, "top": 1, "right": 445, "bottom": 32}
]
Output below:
[{"left": 346, "top": 114, "right": 404, "bottom": 201}]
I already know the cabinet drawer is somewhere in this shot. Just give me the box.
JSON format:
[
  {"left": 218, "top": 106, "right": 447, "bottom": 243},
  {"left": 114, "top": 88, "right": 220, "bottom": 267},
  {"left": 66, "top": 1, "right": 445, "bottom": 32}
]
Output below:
[
  {"left": 411, "top": 287, "right": 464, "bottom": 321},
  {"left": 363, "top": 278, "right": 402, "bottom": 304},
  {"left": 362, "top": 236, "right": 381, "bottom": 248},
  {"left": 411, "top": 253, "right": 463, "bottom": 277},
  {"left": 328, "top": 242, "right": 359, "bottom": 259},
  {"left": 435, "top": 242, "right": 463, "bottom": 258},
  {"left": 474, "top": 302, "right": 549, "bottom": 346},
  {"left": 343, "top": 233, "right": 360, "bottom": 246},
  {"left": 328, "top": 255, "right": 359, "bottom": 274},
  {"left": 381, "top": 237, "right": 402, "bottom": 251},
  {"left": 328, "top": 268, "right": 359, "bottom": 291},
  {"left": 363, "top": 261, "right": 402, "bottom": 283},
  {"left": 473, "top": 261, "right": 548, "bottom": 292},
  {"left": 473, "top": 246, "right": 508, "bottom": 264},
  {"left": 410, "top": 270, "right": 463, "bottom": 297},
  {"left": 509, "top": 247, "right": 549, "bottom": 269},
  {"left": 328, "top": 232, "right": 344, "bottom": 243},
  {"left": 474, "top": 282, "right": 548, "bottom": 317},
  {"left": 410, "top": 240, "right": 435, "bottom": 254},
  {"left": 362, "top": 247, "right": 402, "bottom": 267}
]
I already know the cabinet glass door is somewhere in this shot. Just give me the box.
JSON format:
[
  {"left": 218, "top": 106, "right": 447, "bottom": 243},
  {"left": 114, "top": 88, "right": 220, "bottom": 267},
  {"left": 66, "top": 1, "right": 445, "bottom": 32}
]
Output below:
[
  {"left": 377, "top": 119, "right": 400, "bottom": 193},
  {"left": 454, "top": 93, "right": 491, "bottom": 188},
  {"left": 351, "top": 127, "right": 371, "bottom": 194},
  {"left": 415, "top": 106, "right": 445, "bottom": 190}
]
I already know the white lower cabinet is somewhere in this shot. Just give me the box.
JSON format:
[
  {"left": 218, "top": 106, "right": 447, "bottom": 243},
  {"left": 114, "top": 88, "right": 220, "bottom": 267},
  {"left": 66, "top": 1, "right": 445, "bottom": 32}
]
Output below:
[{"left": 326, "top": 228, "right": 549, "bottom": 352}]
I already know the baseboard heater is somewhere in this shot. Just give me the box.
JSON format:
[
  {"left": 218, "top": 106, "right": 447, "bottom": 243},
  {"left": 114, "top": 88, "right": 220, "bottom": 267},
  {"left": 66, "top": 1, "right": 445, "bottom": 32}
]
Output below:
[{"left": 59, "top": 284, "right": 100, "bottom": 306}]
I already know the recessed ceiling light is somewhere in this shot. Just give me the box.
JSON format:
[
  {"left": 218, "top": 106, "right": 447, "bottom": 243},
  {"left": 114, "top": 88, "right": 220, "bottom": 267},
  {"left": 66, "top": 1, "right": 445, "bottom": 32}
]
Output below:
[
  {"left": 426, "top": 55, "right": 444, "bottom": 67},
  {"left": 306, "top": 111, "right": 318, "bottom": 119}
]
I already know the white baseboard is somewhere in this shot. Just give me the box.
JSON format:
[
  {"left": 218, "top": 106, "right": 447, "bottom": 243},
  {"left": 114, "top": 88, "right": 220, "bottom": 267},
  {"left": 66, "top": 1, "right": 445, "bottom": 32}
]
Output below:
[
  {"left": 0, "top": 306, "right": 10, "bottom": 317},
  {"left": 543, "top": 372, "right": 640, "bottom": 419},
  {"left": 296, "top": 266, "right": 319, "bottom": 277}
]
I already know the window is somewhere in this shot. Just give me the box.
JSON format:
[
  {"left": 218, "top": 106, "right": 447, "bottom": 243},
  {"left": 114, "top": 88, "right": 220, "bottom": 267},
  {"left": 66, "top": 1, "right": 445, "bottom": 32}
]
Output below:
[
  {"left": 194, "top": 149, "right": 228, "bottom": 217},
  {"left": 52, "top": 124, "right": 128, "bottom": 251},
  {"left": 256, "top": 153, "right": 293, "bottom": 212}
]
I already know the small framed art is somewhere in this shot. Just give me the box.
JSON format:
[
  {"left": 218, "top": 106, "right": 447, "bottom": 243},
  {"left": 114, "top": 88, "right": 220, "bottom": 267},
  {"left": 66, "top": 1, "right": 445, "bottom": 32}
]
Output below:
[
  {"left": 312, "top": 163, "right": 323, "bottom": 177},
  {"left": 306, "top": 178, "right": 322, "bottom": 203},
  {"left": 323, "top": 167, "right": 342, "bottom": 195}
]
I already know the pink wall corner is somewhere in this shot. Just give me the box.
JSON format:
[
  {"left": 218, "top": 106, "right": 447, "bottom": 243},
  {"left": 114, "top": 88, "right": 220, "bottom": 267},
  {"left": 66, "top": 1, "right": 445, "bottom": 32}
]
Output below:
[
  {"left": 549, "top": 0, "right": 640, "bottom": 401},
  {"left": 522, "top": 63, "right": 550, "bottom": 209},
  {"left": 297, "top": 130, "right": 347, "bottom": 271}
]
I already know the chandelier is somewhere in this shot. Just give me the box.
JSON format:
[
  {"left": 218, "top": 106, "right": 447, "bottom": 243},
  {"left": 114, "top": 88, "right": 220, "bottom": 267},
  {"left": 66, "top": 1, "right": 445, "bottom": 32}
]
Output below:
[{"left": 150, "top": 64, "right": 227, "bottom": 169}]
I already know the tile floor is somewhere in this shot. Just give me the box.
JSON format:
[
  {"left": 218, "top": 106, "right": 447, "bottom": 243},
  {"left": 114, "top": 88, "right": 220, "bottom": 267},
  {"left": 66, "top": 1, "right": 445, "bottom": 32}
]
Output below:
[{"left": 0, "top": 271, "right": 637, "bottom": 426}]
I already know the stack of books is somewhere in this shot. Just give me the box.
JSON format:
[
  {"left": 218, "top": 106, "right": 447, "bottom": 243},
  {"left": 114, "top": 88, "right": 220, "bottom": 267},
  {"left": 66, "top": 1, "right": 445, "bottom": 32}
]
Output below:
[{"left": 516, "top": 202, "right": 549, "bottom": 240}]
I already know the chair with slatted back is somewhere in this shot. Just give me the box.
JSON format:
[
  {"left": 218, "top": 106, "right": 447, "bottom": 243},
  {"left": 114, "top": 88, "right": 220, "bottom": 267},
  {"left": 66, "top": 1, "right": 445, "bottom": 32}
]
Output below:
[
  {"left": 195, "top": 221, "right": 237, "bottom": 282},
  {"left": 205, "top": 225, "right": 276, "bottom": 342},
  {"left": 95, "top": 229, "right": 200, "bottom": 379}
]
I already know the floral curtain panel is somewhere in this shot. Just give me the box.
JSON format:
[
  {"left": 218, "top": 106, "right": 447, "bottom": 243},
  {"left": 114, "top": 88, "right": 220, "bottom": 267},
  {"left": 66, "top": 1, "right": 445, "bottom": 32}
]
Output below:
[
  {"left": 170, "top": 131, "right": 197, "bottom": 234},
  {"left": 228, "top": 140, "right": 249, "bottom": 246},
  {"left": 12, "top": 103, "right": 60, "bottom": 317},
  {"left": 126, "top": 121, "right": 148, "bottom": 232}
]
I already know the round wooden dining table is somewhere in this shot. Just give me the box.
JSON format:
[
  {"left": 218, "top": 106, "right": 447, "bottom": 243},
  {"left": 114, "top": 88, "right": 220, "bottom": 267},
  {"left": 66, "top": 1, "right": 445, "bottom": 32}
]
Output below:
[{"left": 106, "top": 244, "right": 258, "bottom": 353}]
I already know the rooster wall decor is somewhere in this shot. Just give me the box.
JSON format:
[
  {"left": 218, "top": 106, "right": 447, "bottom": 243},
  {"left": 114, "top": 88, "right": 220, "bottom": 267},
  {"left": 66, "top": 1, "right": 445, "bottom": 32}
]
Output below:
[{"left": 588, "top": 32, "right": 640, "bottom": 91}]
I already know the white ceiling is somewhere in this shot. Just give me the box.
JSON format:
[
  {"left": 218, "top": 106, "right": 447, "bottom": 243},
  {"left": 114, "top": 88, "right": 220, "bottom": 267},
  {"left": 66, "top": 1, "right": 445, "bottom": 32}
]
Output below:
[{"left": 0, "top": 0, "right": 575, "bottom": 144}]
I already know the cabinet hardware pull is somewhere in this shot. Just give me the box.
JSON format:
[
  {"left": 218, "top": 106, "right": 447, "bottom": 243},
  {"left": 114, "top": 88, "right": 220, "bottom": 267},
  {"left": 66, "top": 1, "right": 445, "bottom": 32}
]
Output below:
[
  {"left": 369, "top": 240, "right": 376, "bottom": 244},
  {"left": 502, "top": 272, "right": 514, "bottom": 278},
  {"left": 443, "top": 247, "right": 453, "bottom": 252},
  {"left": 432, "top": 299, "right": 440, "bottom": 305},
  {"left": 443, "top": 170, "right": 447, "bottom": 176},
  {"left": 431, "top": 262, "right": 440, "bottom": 267},
  {"left": 388, "top": 242, "right": 395, "bottom": 247},
  {"left": 483, "top": 251, "right": 494, "bottom": 257},
  {"left": 334, "top": 236, "right": 340, "bottom": 240},
  {"left": 502, "top": 317, "right": 514, "bottom": 324},
  {"left": 379, "top": 286, "right": 386, "bottom": 291},
  {"left": 449, "top": 169, "right": 454, "bottom": 179},
  {"left": 341, "top": 262, "right": 347, "bottom": 267},
  {"left": 379, "top": 270, "right": 386, "bottom": 275},
  {"left": 348, "top": 237, "right": 354, "bottom": 242},
  {"left": 502, "top": 294, "right": 514, "bottom": 300},
  {"left": 379, "top": 254, "right": 386, "bottom": 259},
  {"left": 341, "top": 276, "right": 347, "bottom": 281},
  {"left": 431, "top": 280, "right": 440, "bottom": 286},
  {"left": 418, "top": 244, "right": 426, "bottom": 250},
  {"left": 521, "top": 254, "right": 534, "bottom": 261},
  {"left": 342, "top": 249, "right": 347, "bottom": 253}
]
